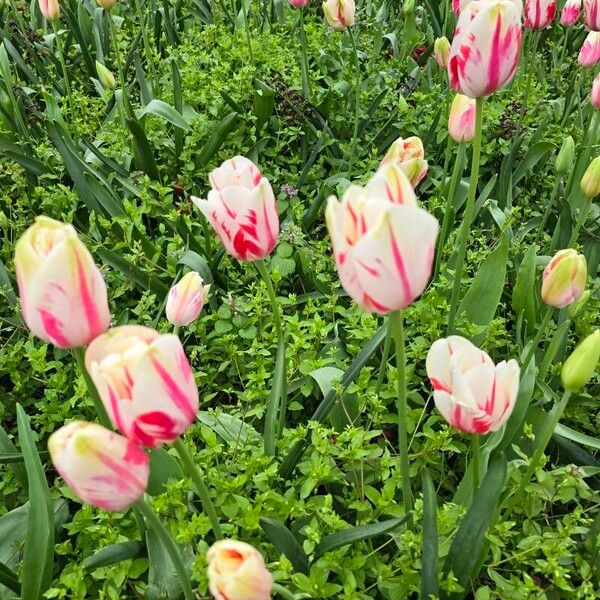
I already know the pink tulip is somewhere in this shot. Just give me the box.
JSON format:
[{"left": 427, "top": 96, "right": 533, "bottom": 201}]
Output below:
[
  {"left": 289, "top": 0, "right": 309, "bottom": 6},
  {"left": 578, "top": 30, "right": 600, "bottom": 67},
  {"left": 583, "top": 0, "right": 600, "bottom": 30},
  {"left": 449, "top": 0, "right": 523, "bottom": 98},
  {"left": 191, "top": 156, "right": 279, "bottom": 261},
  {"left": 85, "top": 325, "right": 199, "bottom": 448},
  {"left": 14, "top": 217, "right": 110, "bottom": 349},
  {"left": 448, "top": 94, "right": 477, "bottom": 142},
  {"left": 426, "top": 336, "right": 520, "bottom": 434},
  {"left": 592, "top": 73, "right": 600, "bottom": 108},
  {"left": 561, "top": 0, "right": 582, "bottom": 25},
  {"left": 322, "top": 0, "right": 355, "bottom": 30},
  {"left": 379, "top": 136, "right": 429, "bottom": 187},
  {"left": 207, "top": 540, "right": 272, "bottom": 600},
  {"left": 434, "top": 37, "right": 451, "bottom": 69},
  {"left": 325, "top": 165, "right": 439, "bottom": 314},
  {"left": 524, "top": 0, "right": 557, "bottom": 28},
  {"left": 39, "top": 0, "right": 60, "bottom": 19},
  {"left": 541, "top": 249, "right": 587, "bottom": 308},
  {"left": 166, "top": 272, "right": 210, "bottom": 327},
  {"left": 48, "top": 421, "right": 149, "bottom": 511}
]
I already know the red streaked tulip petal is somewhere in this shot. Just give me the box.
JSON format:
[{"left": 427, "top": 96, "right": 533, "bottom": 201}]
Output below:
[
  {"left": 524, "top": 0, "right": 557, "bottom": 29},
  {"left": 578, "top": 30, "right": 600, "bottom": 67},
  {"left": 584, "top": 0, "right": 600, "bottom": 30},
  {"left": 592, "top": 73, "right": 600, "bottom": 109},
  {"left": 448, "top": 94, "right": 477, "bottom": 142},
  {"left": 561, "top": 0, "right": 582, "bottom": 25},
  {"left": 322, "top": 0, "right": 355, "bottom": 30},
  {"left": 365, "top": 164, "right": 418, "bottom": 206}
]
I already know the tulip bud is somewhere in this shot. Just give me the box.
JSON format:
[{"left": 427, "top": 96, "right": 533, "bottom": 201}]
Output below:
[
  {"left": 207, "top": 540, "right": 272, "bottom": 600},
  {"left": 434, "top": 37, "right": 451, "bottom": 69},
  {"left": 578, "top": 31, "right": 600, "bottom": 67},
  {"left": 524, "top": 0, "right": 557, "bottom": 29},
  {"left": 379, "top": 136, "right": 428, "bottom": 187},
  {"left": 581, "top": 156, "right": 600, "bottom": 198},
  {"left": 561, "top": 0, "right": 582, "bottom": 26},
  {"left": 96, "top": 0, "right": 117, "bottom": 8},
  {"left": 322, "top": 0, "right": 355, "bottom": 30},
  {"left": 561, "top": 330, "right": 600, "bottom": 391},
  {"left": 166, "top": 271, "right": 210, "bottom": 327},
  {"left": 567, "top": 290, "right": 590, "bottom": 319},
  {"left": 583, "top": 0, "right": 600, "bottom": 30},
  {"left": 289, "top": 0, "right": 309, "bottom": 5},
  {"left": 95, "top": 61, "right": 116, "bottom": 90},
  {"left": 14, "top": 217, "right": 111, "bottom": 349},
  {"left": 403, "top": 0, "right": 415, "bottom": 15},
  {"left": 541, "top": 249, "right": 587, "bottom": 308},
  {"left": 592, "top": 73, "right": 600, "bottom": 109},
  {"left": 448, "top": 94, "right": 476, "bottom": 143},
  {"left": 39, "top": 0, "right": 60, "bottom": 20},
  {"left": 85, "top": 325, "right": 199, "bottom": 447},
  {"left": 555, "top": 136, "right": 575, "bottom": 175},
  {"left": 48, "top": 421, "right": 149, "bottom": 511}
]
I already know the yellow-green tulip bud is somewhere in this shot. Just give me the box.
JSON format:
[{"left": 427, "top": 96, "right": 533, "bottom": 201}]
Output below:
[
  {"left": 555, "top": 136, "right": 575, "bottom": 175},
  {"left": 95, "top": 61, "right": 115, "bottom": 90},
  {"left": 581, "top": 156, "right": 600, "bottom": 198},
  {"left": 541, "top": 249, "right": 587, "bottom": 309},
  {"left": 561, "top": 330, "right": 600, "bottom": 391}
]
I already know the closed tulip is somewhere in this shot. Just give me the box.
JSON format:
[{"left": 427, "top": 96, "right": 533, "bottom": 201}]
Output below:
[
  {"left": 289, "top": 0, "right": 309, "bottom": 5},
  {"left": 96, "top": 0, "right": 117, "bottom": 8},
  {"left": 434, "top": 37, "right": 451, "bottom": 69},
  {"left": 14, "top": 217, "right": 110, "bottom": 349},
  {"left": 555, "top": 136, "right": 576, "bottom": 175},
  {"left": 48, "top": 421, "right": 149, "bottom": 511},
  {"left": 85, "top": 326, "right": 199, "bottom": 448},
  {"left": 448, "top": 94, "right": 477, "bottom": 142},
  {"left": 561, "top": 0, "right": 582, "bottom": 25},
  {"left": 449, "top": 0, "right": 523, "bottom": 98},
  {"left": 426, "top": 336, "right": 520, "bottom": 434},
  {"left": 541, "top": 249, "right": 587, "bottom": 308},
  {"left": 578, "top": 31, "right": 600, "bottom": 67},
  {"left": 207, "top": 540, "right": 272, "bottom": 600},
  {"left": 583, "top": 0, "right": 600, "bottom": 29},
  {"left": 379, "top": 136, "right": 429, "bottom": 187},
  {"left": 592, "top": 73, "right": 600, "bottom": 109},
  {"left": 95, "top": 61, "right": 116, "bottom": 90},
  {"left": 191, "top": 156, "right": 279, "bottom": 261},
  {"left": 39, "top": 0, "right": 60, "bottom": 19},
  {"left": 325, "top": 165, "right": 439, "bottom": 314},
  {"left": 322, "top": 0, "right": 355, "bottom": 30},
  {"left": 581, "top": 156, "right": 600, "bottom": 198},
  {"left": 524, "top": 0, "right": 557, "bottom": 28},
  {"left": 561, "top": 330, "right": 600, "bottom": 391},
  {"left": 166, "top": 271, "right": 210, "bottom": 327}
]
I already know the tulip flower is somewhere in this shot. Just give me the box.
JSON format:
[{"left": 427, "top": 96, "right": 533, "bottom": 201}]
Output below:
[
  {"left": 592, "top": 73, "right": 600, "bottom": 109},
  {"left": 541, "top": 249, "right": 587, "bottom": 309},
  {"left": 96, "top": 0, "right": 117, "bottom": 8},
  {"left": 561, "top": 0, "right": 582, "bottom": 25},
  {"left": 426, "top": 336, "right": 520, "bottom": 434},
  {"left": 325, "top": 165, "right": 439, "bottom": 314},
  {"left": 48, "top": 421, "right": 149, "bottom": 511},
  {"left": 581, "top": 156, "right": 600, "bottom": 198},
  {"left": 207, "top": 540, "right": 272, "bottom": 600},
  {"left": 290, "top": 0, "right": 309, "bottom": 5},
  {"left": 39, "top": 0, "right": 60, "bottom": 19},
  {"left": 434, "top": 37, "right": 451, "bottom": 69},
  {"left": 448, "top": 94, "right": 477, "bottom": 142},
  {"left": 583, "top": 0, "right": 600, "bottom": 30},
  {"left": 85, "top": 326, "right": 199, "bottom": 448},
  {"left": 379, "top": 136, "right": 429, "bottom": 187},
  {"left": 561, "top": 330, "right": 600, "bottom": 391},
  {"left": 166, "top": 271, "right": 210, "bottom": 327},
  {"left": 578, "top": 31, "right": 600, "bottom": 67},
  {"left": 524, "top": 0, "right": 557, "bottom": 28},
  {"left": 448, "top": 0, "right": 523, "bottom": 98},
  {"left": 322, "top": 0, "right": 355, "bottom": 30},
  {"left": 14, "top": 217, "right": 110, "bottom": 349},
  {"left": 453, "top": 0, "right": 471, "bottom": 14},
  {"left": 191, "top": 156, "right": 279, "bottom": 261}
]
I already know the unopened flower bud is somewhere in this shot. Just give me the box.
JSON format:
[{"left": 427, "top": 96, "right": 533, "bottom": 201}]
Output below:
[
  {"left": 555, "top": 136, "right": 575, "bottom": 175},
  {"left": 581, "top": 156, "right": 600, "bottom": 198},
  {"left": 561, "top": 330, "right": 600, "bottom": 391},
  {"left": 95, "top": 61, "right": 115, "bottom": 90},
  {"left": 541, "top": 249, "right": 587, "bottom": 309}
]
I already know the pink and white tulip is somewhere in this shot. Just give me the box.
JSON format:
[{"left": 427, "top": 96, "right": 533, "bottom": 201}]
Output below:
[
  {"left": 48, "top": 421, "right": 149, "bottom": 511},
  {"left": 379, "top": 136, "right": 429, "bottom": 187},
  {"left": 166, "top": 272, "right": 210, "bottom": 327},
  {"left": 322, "top": 0, "right": 355, "bottom": 30},
  {"left": 14, "top": 217, "right": 110, "bottom": 349},
  {"left": 191, "top": 157, "right": 279, "bottom": 261},
  {"left": 448, "top": 94, "right": 477, "bottom": 142},
  {"left": 578, "top": 31, "right": 600, "bottom": 67},
  {"left": 289, "top": 0, "right": 309, "bottom": 6},
  {"left": 561, "top": 0, "right": 582, "bottom": 25},
  {"left": 449, "top": 0, "right": 523, "bottom": 98},
  {"left": 592, "top": 73, "right": 600, "bottom": 108},
  {"left": 426, "top": 336, "right": 520, "bottom": 435},
  {"left": 434, "top": 37, "right": 451, "bottom": 69},
  {"left": 524, "top": 0, "right": 556, "bottom": 28},
  {"left": 583, "top": 0, "right": 600, "bottom": 30},
  {"left": 207, "top": 540, "right": 272, "bottom": 600},
  {"left": 541, "top": 249, "right": 587, "bottom": 308},
  {"left": 39, "top": 0, "right": 60, "bottom": 19},
  {"left": 325, "top": 165, "right": 439, "bottom": 314},
  {"left": 85, "top": 326, "right": 199, "bottom": 448}
]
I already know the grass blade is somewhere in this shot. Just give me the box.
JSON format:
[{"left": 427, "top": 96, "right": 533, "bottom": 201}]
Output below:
[{"left": 421, "top": 469, "right": 439, "bottom": 599}]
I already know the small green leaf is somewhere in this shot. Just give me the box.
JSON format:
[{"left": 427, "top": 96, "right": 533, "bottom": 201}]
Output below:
[
  {"left": 260, "top": 518, "right": 309, "bottom": 574},
  {"left": 421, "top": 470, "right": 439, "bottom": 599},
  {"left": 197, "top": 411, "right": 260, "bottom": 445}
]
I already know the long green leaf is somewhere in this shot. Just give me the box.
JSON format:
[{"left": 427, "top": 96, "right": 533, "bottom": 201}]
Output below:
[
  {"left": 260, "top": 518, "right": 309, "bottom": 574},
  {"left": 137, "top": 99, "right": 190, "bottom": 131},
  {"left": 0, "top": 561, "right": 20, "bottom": 594},
  {"left": 126, "top": 117, "right": 160, "bottom": 180},
  {"left": 82, "top": 542, "right": 143, "bottom": 570},
  {"left": 196, "top": 112, "right": 238, "bottom": 168},
  {"left": 555, "top": 424, "right": 600, "bottom": 451},
  {"left": 421, "top": 470, "right": 439, "bottom": 599},
  {"left": 0, "top": 423, "right": 27, "bottom": 488},
  {"left": 512, "top": 244, "right": 538, "bottom": 334}
]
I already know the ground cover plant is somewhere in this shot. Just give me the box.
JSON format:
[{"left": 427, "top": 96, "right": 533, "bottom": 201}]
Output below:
[{"left": 0, "top": 0, "right": 599, "bottom": 598}]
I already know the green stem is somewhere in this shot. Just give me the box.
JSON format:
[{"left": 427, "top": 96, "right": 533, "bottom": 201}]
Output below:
[
  {"left": 346, "top": 27, "right": 361, "bottom": 177},
  {"left": 521, "top": 305, "right": 553, "bottom": 373},
  {"left": 107, "top": 11, "right": 129, "bottom": 119},
  {"left": 133, "top": 0, "right": 157, "bottom": 87},
  {"left": 51, "top": 20, "right": 74, "bottom": 113},
  {"left": 73, "top": 347, "right": 112, "bottom": 429},
  {"left": 537, "top": 318, "right": 571, "bottom": 383},
  {"left": 471, "top": 434, "right": 480, "bottom": 502},
  {"left": 375, "top": 325, "right": 392, "bottom": 397},
  {"left": 447, "top": 96, "right": 484, "bottom": 333},
  {"left": 272, "top": 583, "right": 297, "bottom": 600},
  {"left": 242, "top": 0, "right": 255, "bottom": 66},
  {"left": 538, "top": 176, "right": 561, "bottom": 239},
  {"left": 299, "top": 9, "right": 310, "bottom": 100},
  {"left": 134, "top": 498, "right": 194, "bottom": 600},
  {"left": 255, "top": 259, "right": 286, "bottom": 457},
  {"left": 389, "top": 310, "right": 414, "bottom": 521},
  {"left": 172, "top": 438, "right": 223, "bottom": 540}
]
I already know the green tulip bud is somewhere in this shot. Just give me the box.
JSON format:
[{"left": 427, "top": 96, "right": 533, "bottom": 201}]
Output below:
[
  {"left": 95, "top": 61, "right": 115, "bottom": 90},
  {"left": 581, "top": 156, "right": 600, "bottom": 199},
  {"left": 567, "top": 290, "right": 591, "bottom": 319},
  {"left": 555, "top": 136, "right": 575, "bottom": 175},
  {"left": 561, "top": 330, "right": 600, "bottom": 391},
  {"left": 403, "top": 0, "right": 415, "bottom": 15}
]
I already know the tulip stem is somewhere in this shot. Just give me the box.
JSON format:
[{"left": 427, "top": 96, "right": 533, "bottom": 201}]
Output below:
[
  {"left": 272, "top": 583, "right": 298, "bottom": 599},
  {"left": 521, "top": 306, "right": 553, "bottom": 373},
  {"left": 255, "top": 259, "right": 287, "bottom": 457},
  {"left": 241, "top": 0, "right": 255, "bottom": 66},
  {"left": 298, "top": 8, "right": 310, "bottom": 100},
  {"left": 538, "top": 176, "right": 561, "bottom": 239},
  {"left": 447, "top": 96, "right": 484, "bottom": 334},
  {"left": 172, "top": 438, "right": 223, "bottom": 540},
  {"left": 73, "top": 347, "right": 112, "bottom": 430},
  {"left": 107, "top": 11, "right": 129, "bottom": 120},
  {"left": 375, "top": 325, "right": 393, "bottom": 397},
  {"left": 51, "top": 20, "right": 74, "bottom": 114},
  {"left": 135, "top": 498, "right": 194, "bottom": 600},
  {"left": 389, "top": 310, "right": 414, "bottom": 522},
  {"left": 133, "top": 0, "right": 157, "bottom": 87},
  {"left": 471, "top": 434, "right": 480, "bottom": 502},
  {"left": 346, "top": 27, "right": 361, "bottom": 177}
]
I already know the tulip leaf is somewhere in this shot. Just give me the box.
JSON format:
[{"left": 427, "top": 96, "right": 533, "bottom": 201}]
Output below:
[
  {"left": 147, "top": 448, "right": 184, "bottom": 496},
  {"left": 443, "top": 454, "right": 507, "bottom": 596},
  {"left": 126, "top": 117, "right": 160, "bottom": 180},
  {"left": 177, "top": 251, "right": 213, "bottom": 285},
  {"left": 314, "top": 517, "right": 406, "bottom": 557},
  {"left": 554, "top": 424, "right": 600, "bottom": 451},
  {"left": 0, "top": 561, "right": 20, "bottom": 595},
  {"left": 16, "top": 404, "right": 54, "bottom": 600},
  {"left": 513, "top": 142, "right": 554, "bottom": 186},
  {"left": 260, "top": 518, "right": 309, "bottom": 574},
  {"left": 512, "top": 244, "right": 538, "bottom": 333},
  {"left": 421, "top": 469, "right": 439, "bottom": 599},
  {"left": 82, "top": 542, "right": 143, "bottom": 570},
  {"left": 137, "top": 99, "right": 190, "bottom": 131},
  {"left": 0, "top": 423, "right": 27, "bottom": 488},
  {"left": 196, "top": 411, "right": 261, "bottom": 445},
  {"left": 196, "top": 112, "right": 238, "bottom": 169}
]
